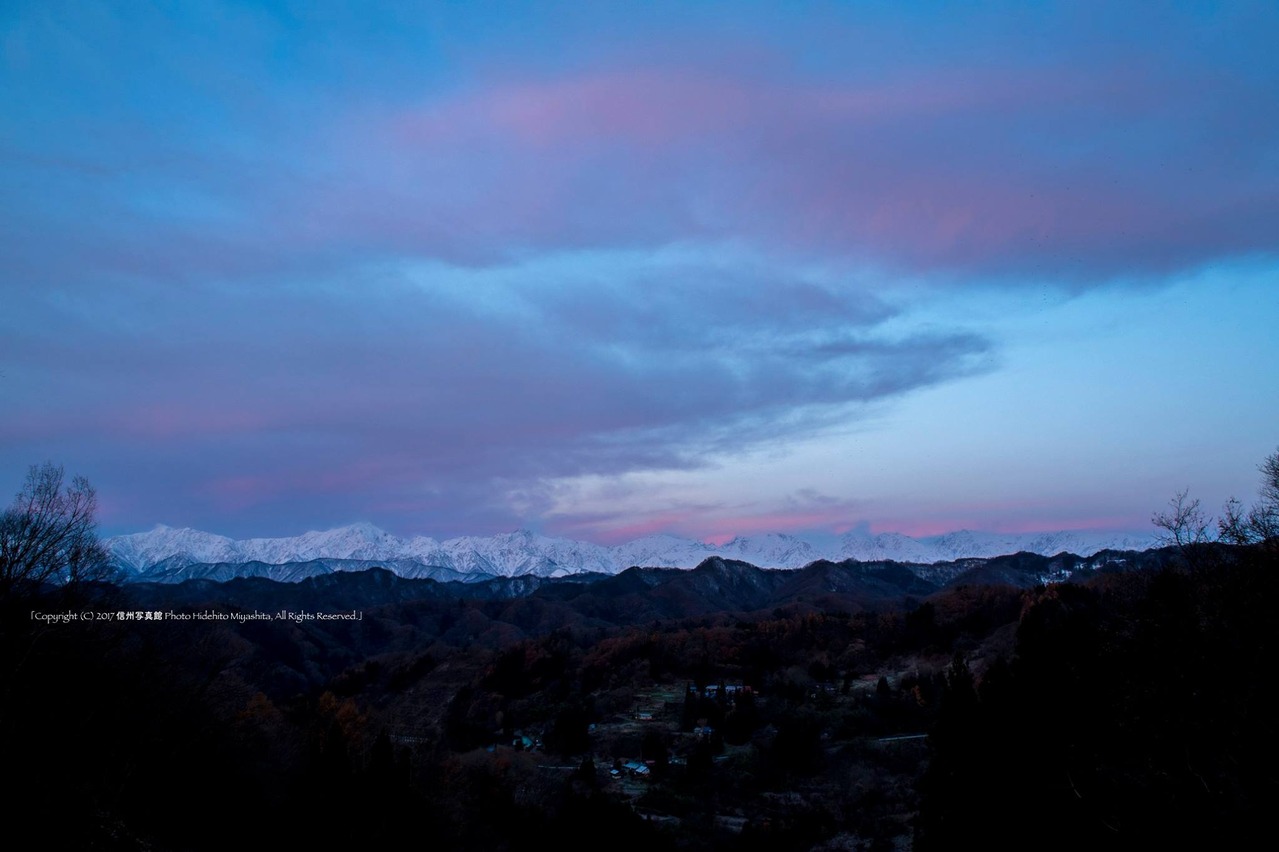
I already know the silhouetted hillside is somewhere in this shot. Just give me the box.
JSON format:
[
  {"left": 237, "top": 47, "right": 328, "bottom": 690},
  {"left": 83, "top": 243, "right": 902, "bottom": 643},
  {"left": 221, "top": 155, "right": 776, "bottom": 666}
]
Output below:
[{"left": 4, "top": 540, "right": 1273, "bottom": 850}]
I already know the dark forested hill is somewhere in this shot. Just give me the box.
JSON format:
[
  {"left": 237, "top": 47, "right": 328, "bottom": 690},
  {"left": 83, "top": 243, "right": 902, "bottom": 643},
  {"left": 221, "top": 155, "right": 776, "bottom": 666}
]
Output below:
[
  {"left": 120, "top": 547, "right": 1171, "bottom": 627},
  {"left": 3, "top": 541, "right": 1272, "bottom": 850}
]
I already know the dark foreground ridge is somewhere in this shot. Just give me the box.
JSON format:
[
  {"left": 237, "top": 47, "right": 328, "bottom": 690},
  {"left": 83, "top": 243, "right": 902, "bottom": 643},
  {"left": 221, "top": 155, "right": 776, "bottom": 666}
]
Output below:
[
  {"left": 2, "top": 540, "right": 1272, "bottom": 851},
  {"left": 122, "top": 546, "right": 1169, "bottom": 622}
]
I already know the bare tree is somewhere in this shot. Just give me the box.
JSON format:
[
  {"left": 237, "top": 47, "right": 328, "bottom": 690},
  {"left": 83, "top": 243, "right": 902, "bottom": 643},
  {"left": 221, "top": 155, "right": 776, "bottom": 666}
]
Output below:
[
  {"left": 1216, "top": 448, "right": 1279, "bottom": 546},
  {"left": 1158, "top": 447, "right": 1279, "bottom": 552},
  {"left": 0, "top": 462, "right": 112, "bottom": 601},
  {"left": 1258, "top": 449, "right": 1279, "bottom": 541},
  {"left": 1152, "top": 488, "right": 1209, "bottom": 549},
  {"left": 1261, "top": 449, "right": 1279, "bottom": 508}
]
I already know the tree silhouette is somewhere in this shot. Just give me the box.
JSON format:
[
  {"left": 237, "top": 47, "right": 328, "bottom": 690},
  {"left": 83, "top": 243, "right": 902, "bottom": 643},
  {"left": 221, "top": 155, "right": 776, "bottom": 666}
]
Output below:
[
  {"left": 0, "top": 462, "right": 112, "bottom": 602},
  {"left": 1157, "top": 447, "right": 1279, "bottom": 550}
]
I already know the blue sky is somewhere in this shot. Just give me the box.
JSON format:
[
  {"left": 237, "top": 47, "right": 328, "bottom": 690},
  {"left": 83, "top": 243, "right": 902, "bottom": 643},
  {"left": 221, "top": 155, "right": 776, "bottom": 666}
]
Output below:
[{"left": 2, "top": 1, "right": 1277, "bottom": 541}]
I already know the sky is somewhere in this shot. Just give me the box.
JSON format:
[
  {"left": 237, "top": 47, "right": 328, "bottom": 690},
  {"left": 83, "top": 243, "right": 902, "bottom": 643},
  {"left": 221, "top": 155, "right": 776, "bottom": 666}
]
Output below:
[{"left": 2, "top": 1, "right": 1277, "bottom": 543}]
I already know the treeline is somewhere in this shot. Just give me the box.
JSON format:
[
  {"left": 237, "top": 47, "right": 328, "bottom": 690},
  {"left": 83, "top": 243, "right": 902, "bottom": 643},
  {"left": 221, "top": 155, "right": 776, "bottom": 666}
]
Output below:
[
  {"left": 2, "top": 539, "right": 1276, "bottom": 849},
  {"left": 1, "top": 566, "right": 1015, "bottom": 848},
  {"left": 916, "top": 541, "right": 1278, "bottom": 850}
]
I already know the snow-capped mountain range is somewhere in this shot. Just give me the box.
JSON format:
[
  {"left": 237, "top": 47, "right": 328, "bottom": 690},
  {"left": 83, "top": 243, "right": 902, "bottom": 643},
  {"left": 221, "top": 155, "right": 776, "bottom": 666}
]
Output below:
[{"left": 105, "top": 523, "right": 1160, "bottom": 583}]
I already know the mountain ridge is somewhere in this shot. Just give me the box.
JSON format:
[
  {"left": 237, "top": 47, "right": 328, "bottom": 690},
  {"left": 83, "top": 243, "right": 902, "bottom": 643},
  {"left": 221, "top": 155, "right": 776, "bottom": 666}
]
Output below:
[{"left": 105, "top": 522, "right": 1159, "bottom": 583}]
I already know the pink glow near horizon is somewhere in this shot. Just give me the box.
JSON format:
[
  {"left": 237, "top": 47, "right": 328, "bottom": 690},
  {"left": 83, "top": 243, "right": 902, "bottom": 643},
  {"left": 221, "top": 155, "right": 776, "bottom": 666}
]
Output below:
[
  {"left": 873, "top": 513, "right": 1155, "bottom": 539},
  {"left": 558, "top": 512, "right": 709, "bottom": 546},
  {"left": 559, "top": 498, "right": 1156, "bottom": 545},
  {"left": 547, "top": 503, "right": 1149, "bottom": 547}
]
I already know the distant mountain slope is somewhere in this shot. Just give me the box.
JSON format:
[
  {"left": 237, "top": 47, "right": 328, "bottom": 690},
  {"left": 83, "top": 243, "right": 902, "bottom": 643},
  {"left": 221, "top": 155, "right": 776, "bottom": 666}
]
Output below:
[
  {"left": 105, "top": 522, "right": 1160, "bottom": 583},
  {"left": 120, "top": 549, "right": 1177, "bottom": 632}
]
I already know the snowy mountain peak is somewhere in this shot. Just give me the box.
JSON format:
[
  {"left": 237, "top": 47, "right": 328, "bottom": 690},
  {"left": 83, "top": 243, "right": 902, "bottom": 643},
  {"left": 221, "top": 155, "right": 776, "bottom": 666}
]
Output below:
[
  {"left": 104, "top": 524, "right": 1161, "bottom": 582},
  {"left": 335, "top": 521, "right": 388, "bottom": 538}
]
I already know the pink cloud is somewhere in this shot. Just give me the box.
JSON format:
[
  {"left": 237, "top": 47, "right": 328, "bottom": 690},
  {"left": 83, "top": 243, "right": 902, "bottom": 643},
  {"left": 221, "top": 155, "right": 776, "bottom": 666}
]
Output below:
[
  {"left": 303, "top": 60, "right": 1253, "bottom": 277},
  {"left": 393, "top": 66, "right": 1083, "bottom": 151}
]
